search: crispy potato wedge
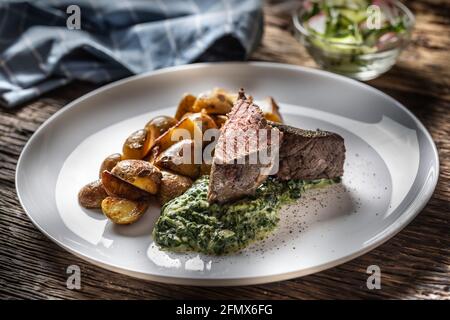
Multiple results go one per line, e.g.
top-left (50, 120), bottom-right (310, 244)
top-left (211, 114), bottom-right (228, 128)
top-left (182, 111), bottom-right (217, 132)
top-left (144, 115), bottom-right (177, 146)
top-left (78, 179), bottom-right (108, 209)
top-left (175, 94), bottom-right (197, 120)
top-left (111, 160), bottom-right (162, 194)
top-left (158, 171), bottom-right (193, 205)
top-left (263, 113), bottom-right (281, 123)
top-left (99, 153), bottom-right (122, 178)
top-left (191, 89), bottom-right (233, 115)
top-left (122, 129), bottom-right (151, 160)
top-left (147, 117), bottom-right (203, 162)
top-left (154, 139), bottom-right (201, 179)
top-left (263, 97), bottom-right (283, 123)
top-left (101, 196), bottom-right (149, 225)
top-left (101, 170), bottom-right (150, 200)
top-left (213, 88), bottom-right (238, 104)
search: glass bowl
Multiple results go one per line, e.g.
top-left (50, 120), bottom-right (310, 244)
top-left (292, 0), bottom-right (415, 81)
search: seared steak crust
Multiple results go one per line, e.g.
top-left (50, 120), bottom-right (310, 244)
top-left (208, 90), bottom-right (281, 204)
top-left (271, 122), bottom-right (345, 180)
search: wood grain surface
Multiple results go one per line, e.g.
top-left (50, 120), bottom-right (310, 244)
top-left (0, 0), bottom-right (448, 300)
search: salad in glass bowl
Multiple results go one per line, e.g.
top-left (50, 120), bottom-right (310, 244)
top-left (293, 0), bottom-right (414, 80)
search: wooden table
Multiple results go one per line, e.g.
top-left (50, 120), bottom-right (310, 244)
top-left (0, 0), bottom-right (448, 299)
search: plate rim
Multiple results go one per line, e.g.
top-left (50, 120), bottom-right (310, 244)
top-left (15, 61), bottom-right (440, 286)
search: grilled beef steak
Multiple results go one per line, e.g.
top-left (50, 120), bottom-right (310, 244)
top-left (207, 90), bottom-right (282, 204)
top-left (270, 122), bottom-right (345, 180)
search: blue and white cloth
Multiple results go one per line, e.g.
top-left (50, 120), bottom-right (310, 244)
top-left (0, 0), bottom-right (263, 107)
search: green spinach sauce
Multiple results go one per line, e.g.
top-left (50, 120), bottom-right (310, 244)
top-left (153, 176), bottom-right (339, 255)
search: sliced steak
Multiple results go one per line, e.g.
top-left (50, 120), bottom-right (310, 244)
top-left (208, 90), bottom-right (282, 204)
top-left (270, 122), bottom-right (345, 180)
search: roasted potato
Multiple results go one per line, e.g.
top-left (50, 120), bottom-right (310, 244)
top-left (101, 170), bottom-right (150, 200)
top-left (158, 171), bottom-right (193, 205)
top-left (214, 88), bottom-right (238, 104)
top-left (263, 97), bottom-right (283, 123)
top-left (99, 153), bottom-right (122, 178)
top-left (78, 179), bottom-right (108, 209)
top-left (182, 111), bottom-right (217, 133)
top-left (101, 196), bottom-right (149, 225)
top-left (154, 139), bottom-right (201, 179)
top-left (147, 117), bottom-right (203, 162)
top-left (122, 129), bottom-right (151, 160)
top-left (111, 160), bottom-right (161, 194)
top-left (191, 89), bottom-right (233, 115)
top-left (175, 94), bottom-right (197, 120)
top-left (144, 116), bottom-right (177, 146)
top-left (211, 114), bottom-right (228, 128)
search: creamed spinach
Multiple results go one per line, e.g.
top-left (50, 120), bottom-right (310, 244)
top-left (153, 176), bottom-right (339, 255)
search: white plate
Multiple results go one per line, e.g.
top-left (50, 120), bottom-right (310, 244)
top-left (16, 62), bottom-right (439, 286)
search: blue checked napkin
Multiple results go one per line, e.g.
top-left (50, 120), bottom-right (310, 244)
top-left (0, 0), bottom-right (263, 107)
